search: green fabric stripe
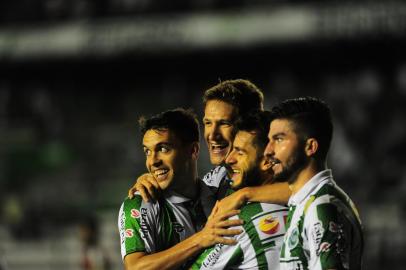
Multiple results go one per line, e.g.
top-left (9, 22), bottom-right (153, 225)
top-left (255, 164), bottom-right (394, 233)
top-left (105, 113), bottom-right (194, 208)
top-left (224, 245), bottom-right (243, 269)
top-left (239, 203), bottom-right (268, 269)
top-left (191, 246), bottom-right (217, 269)
top-left (283, 205), bottom-right (308, 270)
top-left (316, 203), bottom-right (341, 269)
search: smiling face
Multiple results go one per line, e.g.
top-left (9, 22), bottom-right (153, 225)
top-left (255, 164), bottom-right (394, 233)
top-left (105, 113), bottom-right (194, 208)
top-left (143, 129), bottom-right (190, 191)
top-left (264, 119), bottom-right (307, 184)
top-left (225, 130), bottom-right (269, 189)
top-left (203, 100), bottom-right (238, 166)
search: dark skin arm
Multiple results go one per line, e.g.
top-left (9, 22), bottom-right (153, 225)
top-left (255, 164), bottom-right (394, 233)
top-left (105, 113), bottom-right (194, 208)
top-left (216, 182), bottom-right (291, 213)
top-left (128, 175), bottom-right (291, 206)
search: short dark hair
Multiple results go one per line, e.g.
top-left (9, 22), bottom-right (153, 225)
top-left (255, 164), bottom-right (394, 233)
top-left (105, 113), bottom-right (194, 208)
top-left (139, 108), bottom-right (200, 143)
top-left (270, 97), bottom-right (333, 161)
top-left (203, 79), bottom-right (264, 116)
top-left (235, 110), bottom-right (272, 150)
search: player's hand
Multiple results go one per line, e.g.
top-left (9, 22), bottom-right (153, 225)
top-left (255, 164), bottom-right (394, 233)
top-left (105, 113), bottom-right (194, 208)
top-left (196, 201), bottom-right (244, 248)
top-left (216, 189), bottom-right (248, 214)
top-left (128, 173), bottom-right (161, 202)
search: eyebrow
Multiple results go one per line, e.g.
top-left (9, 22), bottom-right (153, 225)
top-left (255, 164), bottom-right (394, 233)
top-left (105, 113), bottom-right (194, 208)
top-left (233, 146), bottom-right (246, 153)
top-left (272, 132), bottom-right (286, 139)
top-left (142, 142), bottom-right (173, 149)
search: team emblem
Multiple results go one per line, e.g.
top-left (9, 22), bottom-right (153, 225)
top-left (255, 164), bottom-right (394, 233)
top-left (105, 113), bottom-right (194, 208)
top-left (288, 227), bottom-right (299, 249)
top-left (131, 209), bottom-right (140, 219)
top-left (125, 229), bottom-right (134, 238)
top-left (259, 215), bottom-right (280, 235)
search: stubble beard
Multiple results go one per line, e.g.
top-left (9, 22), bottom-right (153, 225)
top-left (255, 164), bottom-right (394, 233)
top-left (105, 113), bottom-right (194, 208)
top-left (273, 145), bottom-right (307, 184)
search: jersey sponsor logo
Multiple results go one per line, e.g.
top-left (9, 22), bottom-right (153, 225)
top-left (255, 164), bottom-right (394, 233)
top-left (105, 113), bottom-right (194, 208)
top-left (125, 229), bottom-right (134, 238)
top-left (311, 221), bottom-right (324, 250)
top-left (288, 227), bottom-right (299, 249)
top-left (317, 242), bottom-right (331, 256)
top-left (119, 210), bottom-right (126, 244)
top-left (140, 208), bottom-right (150, 236)
top-left (131, 209), bottom-right (141, 219)
top-left (259, 215), bottom-right (280, 235)
top-left (202, 243), bottom-right (224, 268)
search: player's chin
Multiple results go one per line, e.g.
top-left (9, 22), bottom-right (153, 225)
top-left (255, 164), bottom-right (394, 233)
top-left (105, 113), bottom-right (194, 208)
top-left (230, 176), bottom-right (243, 189)
top-left (209, 154), bottom-right (227, 166)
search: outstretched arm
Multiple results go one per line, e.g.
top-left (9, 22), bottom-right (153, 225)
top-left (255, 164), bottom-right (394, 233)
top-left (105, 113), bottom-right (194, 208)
top-left (217, 182), bottom-right (291, 213)
top-left (124, 208), bottom-right (243, 270)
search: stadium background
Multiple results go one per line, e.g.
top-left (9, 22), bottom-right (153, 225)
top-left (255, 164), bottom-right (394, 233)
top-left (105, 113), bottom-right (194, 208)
top-left (1, 1), bottom-right (405, 269)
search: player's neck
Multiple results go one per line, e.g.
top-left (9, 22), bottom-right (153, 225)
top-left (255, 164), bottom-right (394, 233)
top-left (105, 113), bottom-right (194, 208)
top-left (171, 171), bottom-right (198, 200)
top-left (289, 160), bottom-right (326, 195)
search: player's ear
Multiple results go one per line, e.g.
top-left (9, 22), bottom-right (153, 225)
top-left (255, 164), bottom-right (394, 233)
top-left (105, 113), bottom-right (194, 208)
top-left (190, 142), bottom-right (199, 160)
top-left (305, 138), bottom-right (318, 157)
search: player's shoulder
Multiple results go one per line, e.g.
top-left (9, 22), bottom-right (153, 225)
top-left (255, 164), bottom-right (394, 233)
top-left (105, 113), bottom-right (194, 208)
top-left (201, 165), bottom-right (228, 187)
top-left (240, 202), bottom-right (288, 222)
top-left (308, 181), bottom-right (351, 210)
top-left (121, 191), bottom-right (161, 213)
top-left (259, 202), bottom-right (288, 213)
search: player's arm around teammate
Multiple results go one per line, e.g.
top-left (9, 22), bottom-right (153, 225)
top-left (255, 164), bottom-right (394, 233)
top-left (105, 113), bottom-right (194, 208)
top-left (123, 207), bottom-right (243, 270)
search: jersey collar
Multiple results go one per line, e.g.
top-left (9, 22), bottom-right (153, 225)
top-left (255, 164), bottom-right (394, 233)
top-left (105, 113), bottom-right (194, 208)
top-left (164, 190), bottom-right (193, 204)
top-left (288, 169), bottom-right (334, 206)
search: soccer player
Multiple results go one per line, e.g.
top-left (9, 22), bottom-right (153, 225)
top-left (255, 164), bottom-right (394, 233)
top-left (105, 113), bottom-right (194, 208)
top-left (130, 79), bottom-right (291, 215)
top-left (191, 110), bottom-right (288, 270)
top-left (265, 97), bottom-right (364, 270)
top-left (118, 109), bottom-right (243, 270)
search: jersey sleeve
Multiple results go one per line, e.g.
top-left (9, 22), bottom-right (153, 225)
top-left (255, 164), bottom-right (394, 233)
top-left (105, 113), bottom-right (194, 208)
top-left (118, 195), bottom-right (158, 260)
top-left (304, 195), bottom-right (347, 270)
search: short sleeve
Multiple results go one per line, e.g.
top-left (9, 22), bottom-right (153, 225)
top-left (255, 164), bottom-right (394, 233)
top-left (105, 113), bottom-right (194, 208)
top-left (118, 196), bottom-right (157, 259)
top-left (305, 197), bottom-right (345, 270)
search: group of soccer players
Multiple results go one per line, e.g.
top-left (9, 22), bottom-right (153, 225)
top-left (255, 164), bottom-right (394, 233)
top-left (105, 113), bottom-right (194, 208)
top-left (118, 79), bottom-right (364, 270)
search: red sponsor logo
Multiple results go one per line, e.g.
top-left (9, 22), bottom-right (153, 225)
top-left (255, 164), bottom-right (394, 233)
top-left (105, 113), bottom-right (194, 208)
top-left (131, 209), bottom-right (140, 219)
top-left (259, 215), bottom-right (280, 235)
top-left (317, 242), bottom-right (331, 255)
top-left (125, 229), bottom-right (134, 238)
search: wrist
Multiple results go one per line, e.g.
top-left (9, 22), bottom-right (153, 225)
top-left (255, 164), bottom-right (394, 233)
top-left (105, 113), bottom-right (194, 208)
top-left (190, 231), bottom-right (205, 249)
top-left (240, 187), bottom-right (251, 202)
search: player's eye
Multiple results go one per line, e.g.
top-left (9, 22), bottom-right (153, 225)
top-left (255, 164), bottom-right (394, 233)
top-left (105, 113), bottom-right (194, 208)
top-left (160, 147), bottom-right (169, 153)
top-left (219, 120), bottom-right (232, 127)
top-left (203, 120), bottom-right (211, 126)
top-left (144, 148), bottom-right (151, 156)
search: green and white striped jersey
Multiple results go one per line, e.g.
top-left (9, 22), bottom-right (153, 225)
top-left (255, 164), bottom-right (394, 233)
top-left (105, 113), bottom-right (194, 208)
top-left (280, 170), bottom-right (363, 270)
top-left (192, 201), bottom-right (288, 270)
top-left (118, 191), bottom-right (201, 260)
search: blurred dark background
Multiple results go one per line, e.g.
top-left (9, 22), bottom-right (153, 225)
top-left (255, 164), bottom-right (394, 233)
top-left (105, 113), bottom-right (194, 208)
top-left (1, 0), bottom-right (406, 269)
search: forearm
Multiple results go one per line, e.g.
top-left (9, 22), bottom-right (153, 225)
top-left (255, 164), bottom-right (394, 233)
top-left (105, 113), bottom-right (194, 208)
top-left (125, 233), bottom-right (204, 270)
top-left (243, 182), bottom-right (291, 205)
